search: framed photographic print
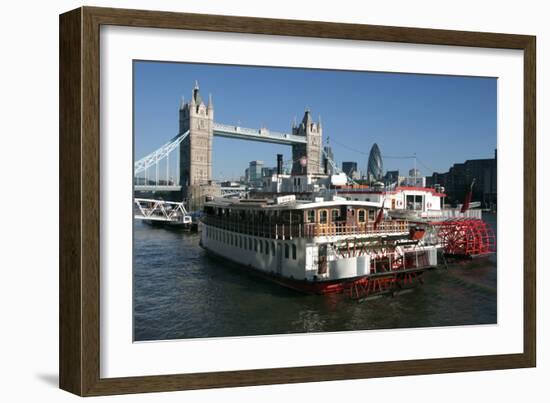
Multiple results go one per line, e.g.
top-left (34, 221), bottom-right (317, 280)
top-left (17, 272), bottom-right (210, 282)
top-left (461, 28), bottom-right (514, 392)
top-left (59, 6), bottom-right (536, 396)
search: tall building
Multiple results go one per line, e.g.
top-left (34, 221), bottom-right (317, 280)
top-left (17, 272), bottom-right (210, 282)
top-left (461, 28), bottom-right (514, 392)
top-left (405, 168), bottom-right (425, 187)
top-left (367, 143), bottom-right (383, 182)
top-left (342, 161), bottom-right (358, 177)
top-left (291, 110), bottom-right (323, 175)
top-left (248, 160), bottom-right (264, 187)
top-left (261, 167), bottom-right (277, 178)
top-left (384, 170), bottom-right (400, 185)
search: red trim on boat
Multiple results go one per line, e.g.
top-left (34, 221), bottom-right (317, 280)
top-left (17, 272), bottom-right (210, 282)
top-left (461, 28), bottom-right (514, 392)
top-left (202, 245), bottom-right (430, 295)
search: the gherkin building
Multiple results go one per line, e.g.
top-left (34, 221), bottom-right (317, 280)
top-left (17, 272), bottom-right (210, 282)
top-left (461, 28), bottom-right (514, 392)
top-left (367, 143), bottom-right (383, 182)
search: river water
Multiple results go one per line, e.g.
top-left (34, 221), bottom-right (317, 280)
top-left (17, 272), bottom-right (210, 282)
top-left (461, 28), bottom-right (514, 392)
top-left (133, 213), bottom-right (497, 341)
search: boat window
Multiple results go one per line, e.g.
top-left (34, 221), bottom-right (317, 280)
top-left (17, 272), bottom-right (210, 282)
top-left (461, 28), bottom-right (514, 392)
top-left (319, 210), bottom-right (328, 224)
top-left (306, 210), bottom-right (315, 223)
top-left (285, 244), bottom-right (290, 259)
top-left (249, 238), bottom-right (252, 250)
top-left (416, 195), bottom-right (423, 210)
top-left (405, 194), bottom-right (424, 210)
top-left (368, 210), bottom-right (375, 220)
top-left (265, 240), bottom-right (269, 255)
top-left (271, 242), bottom-right (276, 256)
top-left (331, 209), bottom-right (339, 222)
top-left (358, 209), bottom-right (366, 223)
top-left (259, 240), bottom-right (263, 253)
top-left (254, 239), bottom-right (258, 252)
top-left (292, 244), bottom-right (297, 260)
top-left (282, 211), bottom-right (291, 223)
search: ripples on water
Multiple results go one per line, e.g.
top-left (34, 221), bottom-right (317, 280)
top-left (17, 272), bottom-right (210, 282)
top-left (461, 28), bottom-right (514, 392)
top-left (133, 214), bottom-right (497, 341)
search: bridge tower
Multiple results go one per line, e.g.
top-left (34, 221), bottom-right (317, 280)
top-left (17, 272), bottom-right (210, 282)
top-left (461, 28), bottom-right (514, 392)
top-left (178, 82), bottom-right (218, 209)
top-left (291, 109), bottom-right (323, 175)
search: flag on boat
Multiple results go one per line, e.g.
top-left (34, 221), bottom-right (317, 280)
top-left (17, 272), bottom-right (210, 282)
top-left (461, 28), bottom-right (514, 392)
top-left (374, 198), bottom-right (385, 229)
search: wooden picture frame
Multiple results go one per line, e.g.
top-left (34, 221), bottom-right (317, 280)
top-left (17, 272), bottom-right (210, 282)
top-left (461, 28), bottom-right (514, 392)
top-left (59, 6), bottom-right (536, 396)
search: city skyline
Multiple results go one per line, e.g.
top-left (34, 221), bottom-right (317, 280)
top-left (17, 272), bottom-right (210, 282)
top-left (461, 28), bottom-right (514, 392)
top-left (134, 61), bottom-right (497, 181)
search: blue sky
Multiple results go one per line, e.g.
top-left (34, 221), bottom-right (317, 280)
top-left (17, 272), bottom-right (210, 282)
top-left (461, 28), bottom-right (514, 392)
top-left (134, 61), bottom-right (496, 181)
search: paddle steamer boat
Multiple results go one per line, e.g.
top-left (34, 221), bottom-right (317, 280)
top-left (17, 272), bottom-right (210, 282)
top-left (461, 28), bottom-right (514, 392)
top-left (200, 194), bottom-right (439, 295)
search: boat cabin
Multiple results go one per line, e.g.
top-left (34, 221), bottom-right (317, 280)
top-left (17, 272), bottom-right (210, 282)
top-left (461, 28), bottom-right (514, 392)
top-left (335, 186), bottom-right (445, 213)
top-left (203, 198), bottom-right (408, 239)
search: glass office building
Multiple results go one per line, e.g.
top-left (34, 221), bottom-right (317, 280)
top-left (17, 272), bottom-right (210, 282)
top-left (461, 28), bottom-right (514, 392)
top-left (367, 143), bottom-right (383, 182)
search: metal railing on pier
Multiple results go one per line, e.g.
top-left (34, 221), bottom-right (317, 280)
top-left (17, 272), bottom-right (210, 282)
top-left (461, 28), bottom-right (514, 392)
top-left (134, 198), bottom-right (192, 223)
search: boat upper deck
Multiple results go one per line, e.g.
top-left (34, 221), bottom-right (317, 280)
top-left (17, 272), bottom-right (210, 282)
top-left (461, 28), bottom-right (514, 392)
top-left (205, 196), bottom-right (383, 210)
top-left (203, 197), bottom-right (409, 239)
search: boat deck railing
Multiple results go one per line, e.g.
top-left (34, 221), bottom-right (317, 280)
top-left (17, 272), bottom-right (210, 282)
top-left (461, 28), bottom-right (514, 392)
top-left (202, 216), bottom-right (409, 239)
top-left (439, 209), bottom-right (482, 219)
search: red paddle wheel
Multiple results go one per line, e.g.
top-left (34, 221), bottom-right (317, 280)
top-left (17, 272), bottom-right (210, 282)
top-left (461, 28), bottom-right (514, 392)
top-left (433, 218), bottom-right (496, 258)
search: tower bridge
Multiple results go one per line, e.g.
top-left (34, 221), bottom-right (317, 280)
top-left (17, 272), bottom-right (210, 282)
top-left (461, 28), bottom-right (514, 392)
top-left (135, 82), bottom-right (339, 209)
top-left (212, 123), bottom-right (306, 145)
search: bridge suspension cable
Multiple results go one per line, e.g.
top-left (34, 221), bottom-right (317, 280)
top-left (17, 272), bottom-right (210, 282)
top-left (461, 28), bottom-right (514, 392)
top-left (134, 130), bottom-right (189, 176)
